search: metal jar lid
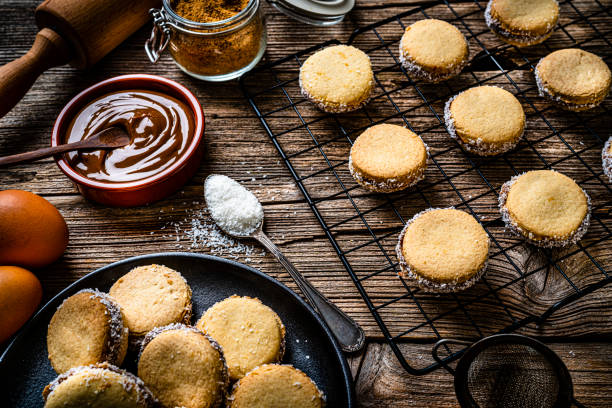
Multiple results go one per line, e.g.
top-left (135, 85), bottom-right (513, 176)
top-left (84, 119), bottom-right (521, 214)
top-left (268, 0), bottom-right (355, 26)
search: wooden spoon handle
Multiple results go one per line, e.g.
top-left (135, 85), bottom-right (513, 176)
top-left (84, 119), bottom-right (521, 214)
top-left (0, 141), bottom-right (88, 167)
top-left (0, 28), bottom-right (72, 118)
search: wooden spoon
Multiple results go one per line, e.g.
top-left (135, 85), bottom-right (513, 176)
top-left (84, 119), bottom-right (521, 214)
top-left (0, 127), bottom-right (130, 167)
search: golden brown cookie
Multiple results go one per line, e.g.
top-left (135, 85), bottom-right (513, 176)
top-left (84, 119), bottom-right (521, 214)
top-left (444, 85), bottom-right (525, 155)
top-left (535, 48), bottom-right (611, 111)
top-left (499, 170), bottom-right (591, 247)
top-left (228, 364), bottom-right (325, 408)
top-left (396, 208), bottom-right (490, 292)
top-left (137, 324), bottom-right (228, 408)
top-left (47, 289), bottom-right (128, 374)
top-left (196, 295), bottom-right (285, 381)
top-left (42, 363), bottom-right (157, 408)
top-left (603, 137), bottom-right (612, 183)
top-left (348, 124), bottom-right (428, 192)
top-left (485, 0), bottom-right (559, 47)
top-left (109, 264), bottom-right (192, 348)
top-left (299, 45), bottom-right (374, 113)
top-left (399, 19), bottom-right (469, 83)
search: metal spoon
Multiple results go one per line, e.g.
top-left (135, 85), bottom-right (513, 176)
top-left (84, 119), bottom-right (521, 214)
top-left (204, 175), bottom-right (365, 353)
top-left (0, 127), bottom-right (130, 167)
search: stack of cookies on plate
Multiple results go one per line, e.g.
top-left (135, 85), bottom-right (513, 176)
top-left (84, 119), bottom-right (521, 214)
top-left (43, 264), bottom-right (325, 408)
top-left (295, 0), bottom-right (608, 294)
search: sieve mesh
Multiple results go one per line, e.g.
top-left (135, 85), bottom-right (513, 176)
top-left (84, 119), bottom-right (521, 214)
top-left (466, 343), bottom-right (560, 408)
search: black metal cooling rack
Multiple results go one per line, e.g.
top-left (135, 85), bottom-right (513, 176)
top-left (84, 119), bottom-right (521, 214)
top-left (240, 0), bottom-right (612, 375)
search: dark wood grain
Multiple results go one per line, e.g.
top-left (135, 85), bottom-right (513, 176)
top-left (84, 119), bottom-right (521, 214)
top-left (355, 341), bottom-right (612, 407)
top-left (1, 0), bottom-right (610, 405)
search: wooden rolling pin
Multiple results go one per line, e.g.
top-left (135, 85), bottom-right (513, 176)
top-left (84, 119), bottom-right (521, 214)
top-left (0, 0), bottom-right (160, 118)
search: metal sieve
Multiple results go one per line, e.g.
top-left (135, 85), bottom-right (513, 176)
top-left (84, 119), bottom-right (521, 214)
top-left (433, 334), bottom-right (585, 408)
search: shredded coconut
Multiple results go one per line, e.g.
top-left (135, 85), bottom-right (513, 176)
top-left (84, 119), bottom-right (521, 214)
top-left (205, 174), bottom-right (264, 236)
top-left (161, 209), bottom-right (264, 261)
top-left (602, 138), bottom-right (612, 183)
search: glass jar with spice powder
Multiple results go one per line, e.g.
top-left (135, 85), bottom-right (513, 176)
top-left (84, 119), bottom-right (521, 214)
top-left (146, 0), bottom-right (266, 81)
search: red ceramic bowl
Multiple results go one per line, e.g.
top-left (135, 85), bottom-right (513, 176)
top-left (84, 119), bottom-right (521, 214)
top-left (52, 74), bottom-right (205, 207)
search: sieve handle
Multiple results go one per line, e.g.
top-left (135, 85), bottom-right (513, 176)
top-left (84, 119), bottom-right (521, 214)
top-left (432, 338), bottom-right (473, 375)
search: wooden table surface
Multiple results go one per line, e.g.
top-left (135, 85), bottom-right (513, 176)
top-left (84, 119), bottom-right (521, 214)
top-left (1, 0), bottom-right (611, 406)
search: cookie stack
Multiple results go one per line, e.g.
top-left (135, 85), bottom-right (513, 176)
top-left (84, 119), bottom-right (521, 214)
top-left (43, 264), bottom-right (325, 408)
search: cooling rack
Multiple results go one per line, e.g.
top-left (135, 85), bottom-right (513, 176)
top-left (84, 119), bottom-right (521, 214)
top-left (240, 0), bottom-right (612, 375)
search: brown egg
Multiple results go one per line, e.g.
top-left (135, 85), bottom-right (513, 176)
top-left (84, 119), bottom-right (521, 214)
top-left (0, 265), bottom-right (42, 343)
top-left (0, 190), bottom-right (69, 269)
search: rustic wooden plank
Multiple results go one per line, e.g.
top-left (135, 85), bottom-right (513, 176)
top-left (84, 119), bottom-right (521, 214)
top-left (355, 341), bottom-right (612, 407)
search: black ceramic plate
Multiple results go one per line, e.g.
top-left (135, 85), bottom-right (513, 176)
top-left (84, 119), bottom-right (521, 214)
top-left (0, 252), bottom-right (354, 407)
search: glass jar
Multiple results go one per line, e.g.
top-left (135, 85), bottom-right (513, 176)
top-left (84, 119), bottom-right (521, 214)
top-left (146, 0), bottom-right (267, 81)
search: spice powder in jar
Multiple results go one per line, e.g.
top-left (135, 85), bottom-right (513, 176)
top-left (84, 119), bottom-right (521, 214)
top-left (168, 0), bottom-right (265, 79)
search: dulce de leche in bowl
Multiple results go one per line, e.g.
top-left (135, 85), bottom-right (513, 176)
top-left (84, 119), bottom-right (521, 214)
top-left (52, 75), bottom-right (205, 207)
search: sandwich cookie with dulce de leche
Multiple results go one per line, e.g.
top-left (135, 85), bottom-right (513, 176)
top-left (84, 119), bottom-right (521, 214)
top-left (137, 324), bottom-right (229, 408)
top-left (196, 295), bottom-right (285, 381)
top-left (399, 19), bottom-right (469, 83)
top-left (109, 264), bottom-right (193, 348)
top-left (299, 45), bottom-right (374, 113)
top-left (485, 0), bottom-right (559, 47)
top-left (396, 208), bottom-right (490, 292)
top-left (47, 289), bottom-right (129, 374)
top-left (42, 363), bottom-right (158, 408)
top-left (535, 48), bottom-right (611, 111)
top-left (349, 124), bottom-right (428, 192)
top-left (499, 170), bottom-right (590, 247)
top-left (228, 364), bottom-right (325, 408)
top-left (444, 85), bottom-right (525, 155)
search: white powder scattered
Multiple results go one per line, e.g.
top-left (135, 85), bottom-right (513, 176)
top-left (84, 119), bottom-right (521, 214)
top-left (162, 209), bottom-right (264, 261)
top-left (184, 215), bottom-right (262, 259)
top-left (205, 174), bottom-right (264, 236)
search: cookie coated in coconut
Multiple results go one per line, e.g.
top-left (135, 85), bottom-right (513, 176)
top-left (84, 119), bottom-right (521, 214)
top-left (47, 289), bottom-right (129, 374)
top-left (299, 45), bottom-right (374, 113)
top-left (399, 19), bottom-right (469, 83)
top-left (499, 170), bottom-right (591, 247)
top-left (396, 208), bottom-right (490, 293)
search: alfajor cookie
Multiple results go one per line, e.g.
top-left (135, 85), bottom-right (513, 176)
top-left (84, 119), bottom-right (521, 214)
top-left (42, 363), bottom-right (157, 408)
top-left (109, 264), bottom-right (192, 348)
top-left (349, 124), bottom-right (428, 192)
top-left (47, 289), bottom-right (129, 374)
top-left (444, 85), bottom-right (525, 155)
top-left (535, 48), bottom-right (611, 111)
top-left (399, 19), bottom-right (469, 83)
top-left (196, 295), bottom-right (285, 381)
top-left (485, 0), bottom-right (559, 47)
top-left (396, 208), bottom-right (490, 292)
top-left (499, 170), bottom-right (591, 247)
top-left (299, 45), bottom-right (374, 113)
top-left (603, 137), bottom-right (612, 183)
top-left (228, 364), bottom-right (325, 408)
top-left (138, 324), bottom-right (228, 408)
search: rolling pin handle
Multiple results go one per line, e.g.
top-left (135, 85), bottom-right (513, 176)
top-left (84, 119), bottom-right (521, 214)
top-left (0, 27), bottom-right (72, 119)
